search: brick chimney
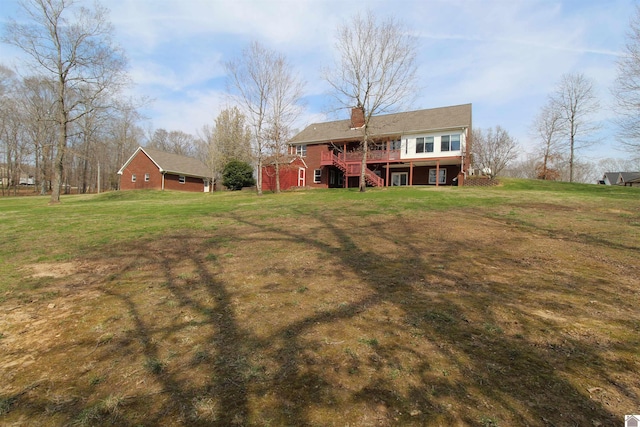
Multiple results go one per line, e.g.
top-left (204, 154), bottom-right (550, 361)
top-left (350, 106), bottom-right (365, 129)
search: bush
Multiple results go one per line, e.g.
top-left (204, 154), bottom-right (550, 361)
top-left (222, 160), bottom-right (256, 191)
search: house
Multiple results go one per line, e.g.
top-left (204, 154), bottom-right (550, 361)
top-left (118, 147), bottom-right (212, 192)
top-left (600, 171), bottom-right (640, 187)
top-left (262, 156), bottom-right (308, 192)
top-left (263, 103), bottom-right (472, 190)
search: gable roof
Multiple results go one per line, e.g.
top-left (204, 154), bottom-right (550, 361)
top-left (602, 171), bottom-right (640, 185)
top-left (118, 146), bottom-right (212, 178)
top-left (619, 172), bottom-right (640, 183)
top-left (290, 104), bottom-right (472, 145)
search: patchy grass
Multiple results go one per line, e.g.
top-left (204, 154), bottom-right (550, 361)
top-left (0, 180), bottom-right (639, 426)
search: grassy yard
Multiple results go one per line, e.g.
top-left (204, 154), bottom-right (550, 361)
top-left (0, 180), bottom-right (639, 426)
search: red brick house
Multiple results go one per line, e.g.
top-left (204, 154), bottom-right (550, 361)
top-left (262, 157), bottom-right (307, 191)
top-left (267, 104), bottom-right (472, 190)
top-left (118, 147), bottom-right (212, 192)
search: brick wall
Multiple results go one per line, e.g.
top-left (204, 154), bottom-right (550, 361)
top-left (305, 145), bottom-right (328, 188)
top-left (120, 151), bottom-right (206, 192)
top-left (119, 151), bottom-right (162, 190)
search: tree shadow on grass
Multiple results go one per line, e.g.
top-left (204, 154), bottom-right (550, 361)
top-left (1, 207), bottom-right (633, 426)
top-left (222, 210), bottom-right (624, 425)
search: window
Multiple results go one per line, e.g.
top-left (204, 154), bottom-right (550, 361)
top-left (144, 173), bottom-right (150, 182)
top-left (425, 136), bottom-right (434, 152)
top-left (451, 134), bottom-right (461, 151)
top-left (179, 175), bottom-right (186, 184)
top-left (390, 139), bottom-right (402, 150)
top-left (295, 144), bottom-right (307, 156)
top-left (428, 169), bottom-right (446, 184)
top-left (441, 134), bottom-right (461, 152)
top-left (131, 174), bottom-right (136, 182)
top-left (416, 137), bottom-right (434, 154)
top-left (441, 135), bottom-right (450, 151)
top-left (314, 169), bottom-right (321, 183)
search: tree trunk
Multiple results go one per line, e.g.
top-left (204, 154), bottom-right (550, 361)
top-left (50, 107), bottom-right (67, 204)
top-left (359, 136), bottom-right (368, 192)
top-left (256, 157), bottom-right (263, 196)
top-left (275, 159), bottom-right (281, 193)
top-left (569, 134), bottom-right (575, 183)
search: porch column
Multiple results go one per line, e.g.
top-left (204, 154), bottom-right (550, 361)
top-left (410, 161), bottom-right (414, 186)
top-left (385, 162), bottom-right (390, 187)
top-left (343, 142), bottom-right (347, 188)
top-left (436, 160), bottom-right (440, 187)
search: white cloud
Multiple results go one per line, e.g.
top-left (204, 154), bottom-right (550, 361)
top-left (1, 0), bottom-right (635, 163)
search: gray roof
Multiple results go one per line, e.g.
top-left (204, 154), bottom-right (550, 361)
top-left (120, 146), bottom-right (212, 178)
top-left (290, 103), bottom-right (472, 145)
top-left (603, 171), bottom-right (640, 185)
top-left (619, 172), bottom-right (640, 183)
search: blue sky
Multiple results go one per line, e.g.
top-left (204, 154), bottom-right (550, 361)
top-left (0, 0), bottom-right (636, 163)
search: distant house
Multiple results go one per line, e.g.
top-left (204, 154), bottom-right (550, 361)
top-left (262, 103), bottom-right (472, 190)
top-left (600, 172), bottom-right (640, 187)
top-left (118, 147), bottom-right (212, 192)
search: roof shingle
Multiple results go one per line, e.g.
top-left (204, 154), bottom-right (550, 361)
top-left (141, 147), bottom-right (211, 178)
top-left (290, 104), bottom-right (472, 145)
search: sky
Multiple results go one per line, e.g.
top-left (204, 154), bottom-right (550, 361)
top-left (0, 0), bottom-right (637, 164)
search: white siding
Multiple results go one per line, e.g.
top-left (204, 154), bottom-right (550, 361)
top-left (400, 130), bottom-right (466, 160)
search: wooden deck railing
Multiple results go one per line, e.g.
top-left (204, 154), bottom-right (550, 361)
top-left (320, 151), bottom-right (384, 187)
top-left (320, 150), bottom-right (401, 164)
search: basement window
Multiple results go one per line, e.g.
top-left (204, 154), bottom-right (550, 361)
top-left (179, 175), bottom-right (186, 184)
top-left (429, 169), bottom-right (446, 185)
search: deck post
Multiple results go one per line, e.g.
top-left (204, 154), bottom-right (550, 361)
top-left (410, 161), bottom-right (414, 186)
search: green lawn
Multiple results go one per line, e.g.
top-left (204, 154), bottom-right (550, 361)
top-left (0, 180), bottom-right (639, 426)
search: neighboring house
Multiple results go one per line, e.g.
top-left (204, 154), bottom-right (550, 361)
top-left (118, 147), bottom-right (212, 192)
top-left (263, 103), bottom-right (472, 190)
top-left (600, 172), bottom-right (640, 187)
top-left (262, 156), bottom-right (308, 192)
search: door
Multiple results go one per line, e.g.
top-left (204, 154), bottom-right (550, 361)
top-left (298, 168), bottom-right (306, 187)
top-left (391, 172), bottom-right (408, 186)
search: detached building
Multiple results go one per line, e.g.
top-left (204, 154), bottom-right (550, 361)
top-left (118, 147), bottom-right (212, 192)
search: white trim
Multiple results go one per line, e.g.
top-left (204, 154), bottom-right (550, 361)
top-left (391, 172), bottom-right (408, 186)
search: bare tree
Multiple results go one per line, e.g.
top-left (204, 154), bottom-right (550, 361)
top-left (597, 157), bottom-right (640, 174)
top-left (21, 76), bottom-right (57, 194)
top-left (613, 5), bottom-right (640, 156)
top-left (502, 151), bottom-right (539, 179)
top-left (472, 126), bottom-right (519, 178)
top-left (265, 57), bottom-right (304, 193)
top-left (225, 42), bottom-right (274, 196)
top-left (198, 106), bottom-right (253, 190)
top-left (147, 129), bottom-right (196, 157)
top-left (3, 0), bottom-right (128, 203)
top-left (225, 41), bottom-right (304, 195)
top-left (550, 73), bottom-right (600, 182)
top-left (324, 11), bottom-right (418, 192)
top-left (531, 101), bottom-right (563, 180)
top-left (107, 99), bottom-right (145, 190)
